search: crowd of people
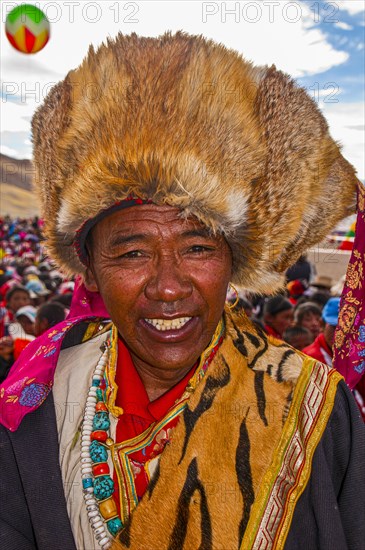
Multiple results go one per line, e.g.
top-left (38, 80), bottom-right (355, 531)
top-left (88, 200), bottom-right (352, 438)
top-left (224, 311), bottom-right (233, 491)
top-left (0, 216), bottom-right (73, 382)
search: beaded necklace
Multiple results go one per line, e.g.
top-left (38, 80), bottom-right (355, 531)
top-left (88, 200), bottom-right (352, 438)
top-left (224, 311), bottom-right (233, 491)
top-left (80, 320), bottom-right (225, 548)
top-left (81, 335), bottom-right (118, 549)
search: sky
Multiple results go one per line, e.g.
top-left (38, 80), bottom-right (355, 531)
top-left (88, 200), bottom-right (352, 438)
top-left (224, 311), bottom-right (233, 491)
top-left (0, 0), bottom-right (364, 180)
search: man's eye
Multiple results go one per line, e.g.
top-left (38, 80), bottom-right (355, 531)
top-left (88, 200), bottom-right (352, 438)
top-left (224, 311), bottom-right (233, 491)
top-left (120, 250), bottom-right (144, 258)
top-left (188, 245), bottom-right (214, 253)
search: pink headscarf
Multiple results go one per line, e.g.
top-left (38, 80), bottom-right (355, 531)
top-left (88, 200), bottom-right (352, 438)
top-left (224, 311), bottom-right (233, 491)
top-left (0, 279), bottom-right (110, 431)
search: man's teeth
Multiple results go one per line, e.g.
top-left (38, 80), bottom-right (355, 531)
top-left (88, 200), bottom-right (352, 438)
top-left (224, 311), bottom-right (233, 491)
top-left (144, 317), bottom-right (192, 331)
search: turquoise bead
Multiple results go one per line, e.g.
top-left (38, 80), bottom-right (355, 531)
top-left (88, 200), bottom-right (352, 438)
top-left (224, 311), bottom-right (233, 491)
top-left (93, 411), bottom-right (110, 431)
top-left (96, 388), bottom-right (103, 402)
top-left (107, 517), bottom-right (123, 536)
top-left (82, 478), bottom-right (93, 489)
top-left (89, 440), bottom-right (108, 463)
top-left (94, 475), bottom-right (114, 500)
top-left (92, 379), bottom-right (100, 387)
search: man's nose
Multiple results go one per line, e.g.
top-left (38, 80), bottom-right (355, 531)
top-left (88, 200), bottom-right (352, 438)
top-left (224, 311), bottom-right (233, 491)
top-left (144, 255), bottom-right (193, 302)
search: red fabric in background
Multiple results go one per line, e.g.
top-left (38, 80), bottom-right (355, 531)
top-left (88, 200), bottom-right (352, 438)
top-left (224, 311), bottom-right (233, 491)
top-left (302, 333), bottom-right (332, 365)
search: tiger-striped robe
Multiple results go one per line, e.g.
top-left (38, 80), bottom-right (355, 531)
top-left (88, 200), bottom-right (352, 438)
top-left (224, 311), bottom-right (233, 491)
top-left (0, 308), bottom-right (364, 549)
top-left (108, 309), bottom-right (359, 550)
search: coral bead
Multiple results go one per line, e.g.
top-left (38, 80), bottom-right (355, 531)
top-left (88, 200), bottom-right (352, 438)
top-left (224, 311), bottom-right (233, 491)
top-left (91, 430), bottom-right (107, 442)
top-left (93, 462), bottom-right (110, 476)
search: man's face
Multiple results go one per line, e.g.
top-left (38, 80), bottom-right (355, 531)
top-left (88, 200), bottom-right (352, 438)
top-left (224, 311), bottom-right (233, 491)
top-left (85, 205), bottom-right (232, 374)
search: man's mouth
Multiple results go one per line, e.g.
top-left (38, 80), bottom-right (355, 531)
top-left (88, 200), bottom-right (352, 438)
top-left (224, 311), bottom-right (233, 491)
top-left (144, 317), bottom-right (192, 331)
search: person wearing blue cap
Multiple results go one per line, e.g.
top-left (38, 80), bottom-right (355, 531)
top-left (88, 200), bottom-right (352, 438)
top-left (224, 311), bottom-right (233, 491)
top-left (302, 297), bottom-right (340, 366)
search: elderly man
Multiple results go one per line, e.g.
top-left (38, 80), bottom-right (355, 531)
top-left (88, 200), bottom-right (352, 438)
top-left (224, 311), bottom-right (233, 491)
top-left (0, 33), bottom-right (364, 550)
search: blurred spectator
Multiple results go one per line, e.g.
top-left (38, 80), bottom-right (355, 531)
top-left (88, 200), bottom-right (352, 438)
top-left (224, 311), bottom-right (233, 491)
top-left (309, 292), bottom-right (331, 310)
top-left (49, 293), bottom-right (73, 310)
top-left (263, 296), bottom-right (294, 339)
top-left (59, 281), bottom-right (75, 295)
top-left (247, 293), bottom-right (266, 320)
top-left (49, 270), bottom-right (63, 288)
top-left (293, 295), bottom-right (310, 307)
top-left (283, 326), bottom-right (312, 351)
top-left (286, 279), bottom-right (307, 305)
top-left (302, 297), bottom-right (340, 366)
top-left (25, 279), bottom-right (51, 306)
top-left (5, 285), bottom-right (31, 314)
top-left (0, 301), bottom-right (36, 381)
top-left (309, 275), bottom-right (333, 296)
top-left (294, 302), bottom-right (323, 343)
top-left (0, 336), bottom-right (14, 383)
top-left (35, 302), bottom-right (67, 336)
top-left (331, 275), bottom-right (346, 297)
top-left (286, 254), bottom-right (315, 286)
top-left (15, 305), bottom-right (37, 337)
top-left (38, 261), bottom-right (53, 273)
top-left (0, 286), bottom-right (31, 338)
top-left (23, 265), bottom-right (40, 277)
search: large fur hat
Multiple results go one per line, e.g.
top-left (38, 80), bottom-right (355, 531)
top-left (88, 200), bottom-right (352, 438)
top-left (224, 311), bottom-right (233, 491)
top-left (31, 31), bottom-right (359, 293)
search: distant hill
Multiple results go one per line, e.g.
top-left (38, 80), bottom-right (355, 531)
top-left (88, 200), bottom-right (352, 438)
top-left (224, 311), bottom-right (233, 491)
top-left (0, 154), bottom-right (39, 217)
top-left (0, 153), bottom-right (34, 191)
top-left (0, 183), bottom-right (40, 217)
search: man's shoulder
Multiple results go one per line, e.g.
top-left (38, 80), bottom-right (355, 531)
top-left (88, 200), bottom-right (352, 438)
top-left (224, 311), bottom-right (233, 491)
top-left (226, 308), bottom-right (307, 384)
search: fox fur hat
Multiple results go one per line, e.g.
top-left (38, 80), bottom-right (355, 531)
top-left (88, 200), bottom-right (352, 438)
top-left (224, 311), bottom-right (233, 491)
top-left (32, 31), bottom-right (359, 293)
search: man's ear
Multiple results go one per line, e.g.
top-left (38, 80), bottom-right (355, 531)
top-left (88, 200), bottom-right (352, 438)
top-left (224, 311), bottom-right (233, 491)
top-left (84, 267), bottom-right (99, 292)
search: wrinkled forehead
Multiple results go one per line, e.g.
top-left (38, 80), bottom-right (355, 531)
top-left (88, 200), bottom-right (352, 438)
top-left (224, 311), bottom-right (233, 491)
top-left (85, 203), bottom-right (218, 248)
top-left (92, 204), bottom-right (210, 233)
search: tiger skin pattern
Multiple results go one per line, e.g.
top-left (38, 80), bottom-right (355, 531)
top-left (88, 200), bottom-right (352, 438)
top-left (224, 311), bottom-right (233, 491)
top-left (110, 308), bottom-right (306, 550)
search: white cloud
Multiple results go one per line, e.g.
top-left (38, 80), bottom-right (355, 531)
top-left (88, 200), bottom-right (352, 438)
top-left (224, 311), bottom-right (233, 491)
top-left (335, 1), bottom-right (365, 15)
top-left (0, 131), bottom-right (33, 160)
top-left (0, 145), bottom-right (18, 158)
top-left (0, 100), bottom-right (36, 133)
top-left (335, 21), bottom-right (353, 31)
top-left (320, 102), bottom-right (365, 180)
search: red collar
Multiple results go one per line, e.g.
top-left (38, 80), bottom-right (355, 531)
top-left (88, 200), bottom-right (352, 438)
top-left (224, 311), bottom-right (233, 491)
top-left (264, 324), bottom-right (283, 340)
top-left (115, 338), bottom-right (197, 422)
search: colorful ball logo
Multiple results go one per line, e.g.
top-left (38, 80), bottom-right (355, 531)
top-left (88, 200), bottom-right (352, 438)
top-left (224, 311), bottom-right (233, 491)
top-left (5, 4), bottom-right (50, 54)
